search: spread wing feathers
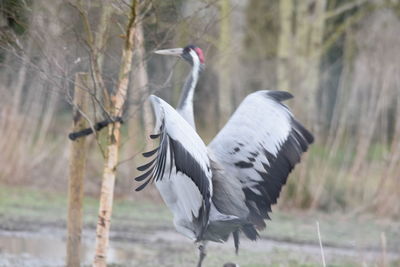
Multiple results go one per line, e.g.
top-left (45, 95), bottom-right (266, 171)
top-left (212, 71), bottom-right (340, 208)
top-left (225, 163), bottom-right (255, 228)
top-left (135, 95), bottom-right (213, 239)
top-left (134, 121), bottom-right (170, 191)
top-left (208, 90), bottom-right (314, 229)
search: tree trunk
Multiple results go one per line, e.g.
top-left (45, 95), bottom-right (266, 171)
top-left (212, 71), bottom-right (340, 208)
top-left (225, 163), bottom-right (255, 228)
top-left (218, 0), bottom-right (232, 127)
top-left (305, 0), bottom-right (327, 132)
top-left (94, 0), bottom-right (113, 73)
top-left (277, 0), bottom-right (293, 93)
top-left (67, 73), bottom-right (89, 267)
top-left (127, 13), bottom-right (153, 195)
top-left (292, 0), bottom-right (310, 112)
top-left (93, 1), bottom-right (138, 266)
top-left (92, 0), bottom-right (113, 114)
top-left (129, 16), bottom-right (153, 151)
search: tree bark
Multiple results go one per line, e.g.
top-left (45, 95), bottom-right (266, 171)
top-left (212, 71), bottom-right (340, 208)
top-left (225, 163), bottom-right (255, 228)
top-left (129, 15), bottom-right (152, 151)
top-left (93, 1), bottom-right (138, 266)
top-left (67, 72), bottom-right (89, 267)
top-left (277, 0), bottom-right (293, 93)
top-left (94, 0), bottom-right (113, 73)
top-left (305, 0), bottom-right (327, 131)
top-left (218, 0), bottom-right (232, 127)
top-left (93, 0), bottom-right (113, 108)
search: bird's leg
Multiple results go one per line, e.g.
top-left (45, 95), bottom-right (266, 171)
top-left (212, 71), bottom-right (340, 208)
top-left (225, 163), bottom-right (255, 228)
top-left (196, 241), bottom-right (207, 267)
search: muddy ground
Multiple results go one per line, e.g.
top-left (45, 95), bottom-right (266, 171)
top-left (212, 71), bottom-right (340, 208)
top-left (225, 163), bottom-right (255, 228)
top-left (1, 218), bottom-right (400, 267)
top-left (0, 186), bottom-right (399, 266)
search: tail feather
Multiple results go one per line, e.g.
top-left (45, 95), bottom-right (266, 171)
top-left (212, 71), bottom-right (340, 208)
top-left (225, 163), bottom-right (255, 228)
top-left (233, 230), bottom-right (240, 254)
top-left (205, 214), bottom-right (244, 243)
top-left (241, 224), bottom-right (259, 241)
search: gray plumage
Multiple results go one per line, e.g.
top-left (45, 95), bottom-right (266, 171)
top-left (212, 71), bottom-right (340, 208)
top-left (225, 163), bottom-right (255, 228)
top-left (135, 45), bottom-right (314, 267)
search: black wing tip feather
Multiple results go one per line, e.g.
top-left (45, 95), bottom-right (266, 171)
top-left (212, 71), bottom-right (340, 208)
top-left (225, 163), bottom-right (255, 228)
top-left (142, 147), bottom-right (159, 157)
top-left (135, 178), bottom-right (151, 191)
top-left (137, 157), bottom-right (157, 171)
top-left (292, 119), bottom-right (314, 145)
top-left (243, 120), bottom-right (314, 229)
top-left (134, 131), bottom-right (165, 191)
top-left (241, 224), bottom-right (259, 241)
top-left (150, 133), bottom-right (161, 139)
top-left (266, 91), bottom-right (294, 102)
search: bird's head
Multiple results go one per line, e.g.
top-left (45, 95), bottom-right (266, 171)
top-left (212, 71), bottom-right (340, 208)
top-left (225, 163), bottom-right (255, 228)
top-left (155, 44), bottom-right (205, 69)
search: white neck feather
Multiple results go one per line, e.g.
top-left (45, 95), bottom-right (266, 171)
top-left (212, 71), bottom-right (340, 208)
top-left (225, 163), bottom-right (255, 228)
top-left (177, 50), bottom-right (201, 129)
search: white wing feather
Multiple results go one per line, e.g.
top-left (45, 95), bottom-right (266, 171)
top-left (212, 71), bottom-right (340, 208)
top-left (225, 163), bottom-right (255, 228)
top-left (135, 95), bottom-right (212, 240)
top-left (208, 90), bottom-right (313, 228)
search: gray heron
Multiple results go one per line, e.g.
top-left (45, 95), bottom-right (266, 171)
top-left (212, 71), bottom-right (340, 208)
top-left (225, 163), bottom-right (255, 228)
top-left (135, 45), bottom-right (314, 267)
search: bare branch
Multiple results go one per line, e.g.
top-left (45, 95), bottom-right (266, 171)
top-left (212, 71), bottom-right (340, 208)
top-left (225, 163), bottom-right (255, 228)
top-left (316, 221), bottom-right (326, 267)
top-left (324, 0), bottom-right (371, 20)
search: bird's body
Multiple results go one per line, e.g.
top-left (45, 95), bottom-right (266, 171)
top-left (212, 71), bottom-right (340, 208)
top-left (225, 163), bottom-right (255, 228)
top-left (135, 45), bottom-right (314, 266)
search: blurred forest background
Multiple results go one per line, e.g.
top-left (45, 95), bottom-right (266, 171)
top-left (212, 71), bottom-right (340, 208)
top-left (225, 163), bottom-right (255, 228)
top-left (1, 0), bottom-right (400, 221)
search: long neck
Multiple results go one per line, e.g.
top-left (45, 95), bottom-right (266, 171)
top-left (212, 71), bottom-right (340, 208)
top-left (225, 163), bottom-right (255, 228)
top-left (177, 54), bottom-right (201, 129)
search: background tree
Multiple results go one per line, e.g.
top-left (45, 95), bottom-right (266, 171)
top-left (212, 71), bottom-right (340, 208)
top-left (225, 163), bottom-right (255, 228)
top-left (0, 0), bottom-right (400, 239)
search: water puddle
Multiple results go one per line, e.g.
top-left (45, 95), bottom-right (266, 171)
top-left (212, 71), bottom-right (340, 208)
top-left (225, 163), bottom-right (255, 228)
top-left (0, 228), bottom-right (398, 266)
top-left (0, 230), bottom-right (146, 266)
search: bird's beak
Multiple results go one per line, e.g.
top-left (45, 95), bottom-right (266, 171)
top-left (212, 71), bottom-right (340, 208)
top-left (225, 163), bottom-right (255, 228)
top-left (154, 48), bottom-right (183, 57)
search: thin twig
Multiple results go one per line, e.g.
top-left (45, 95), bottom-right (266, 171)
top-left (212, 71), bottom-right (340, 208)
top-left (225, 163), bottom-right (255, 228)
top-left (324, 0), bottom-right (370, 20)
top-left (316, 221), bottom-right (326, 267)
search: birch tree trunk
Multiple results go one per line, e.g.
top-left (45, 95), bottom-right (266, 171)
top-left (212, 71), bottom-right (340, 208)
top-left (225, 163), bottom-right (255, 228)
top-left (93, 1), bottom-right (138, 266)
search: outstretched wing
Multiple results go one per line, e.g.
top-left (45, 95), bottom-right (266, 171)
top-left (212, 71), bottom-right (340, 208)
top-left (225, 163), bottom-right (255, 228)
top-left (208, 90), bottom-right (313, 229)
top-left (135, 95), bottom-right (212, 239)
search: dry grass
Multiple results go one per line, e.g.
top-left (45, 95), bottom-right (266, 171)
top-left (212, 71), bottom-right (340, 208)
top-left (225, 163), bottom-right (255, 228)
top-left (0, 1), bottom-right (399, 219)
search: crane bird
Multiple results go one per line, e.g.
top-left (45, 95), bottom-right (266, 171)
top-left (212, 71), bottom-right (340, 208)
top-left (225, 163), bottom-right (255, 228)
top-left (134, 45), bottom-right (314, 267)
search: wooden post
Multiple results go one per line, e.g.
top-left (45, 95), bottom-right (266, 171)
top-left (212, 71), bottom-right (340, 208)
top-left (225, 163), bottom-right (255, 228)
top-left (67, 72), bottom-right (89, 267)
